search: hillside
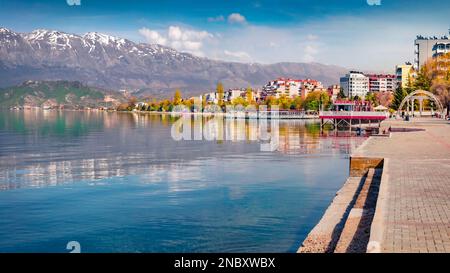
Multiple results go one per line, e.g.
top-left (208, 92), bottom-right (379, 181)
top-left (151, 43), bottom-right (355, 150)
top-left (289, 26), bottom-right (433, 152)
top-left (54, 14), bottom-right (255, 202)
top-left (0, 81), bottom-right (126, 108)
top-left (0, 27), bottom-right (348, 97)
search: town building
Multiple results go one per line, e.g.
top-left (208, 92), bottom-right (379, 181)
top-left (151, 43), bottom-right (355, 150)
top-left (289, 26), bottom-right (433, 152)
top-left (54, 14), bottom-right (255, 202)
top-left (226, 88), bottom-right (246, 102)
top-left (367, 74), bottom-right (397, 93)
top-left (203, 92), bottom-right (217, 104)
top-left (327, 85), bottom-right (341, 101)
top-left (340, 71), bottom-right (369, 98)
top-left (262, 78), bottom-right (323, 99)
top-left (414, 30), bottom-right (450, 69)
top-left (395, 63), bottom-right (415, 89)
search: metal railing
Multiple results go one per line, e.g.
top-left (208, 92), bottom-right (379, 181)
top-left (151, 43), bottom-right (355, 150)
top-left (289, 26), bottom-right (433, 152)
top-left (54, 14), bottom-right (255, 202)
top-left (319, 111), bottom-right (388, 117)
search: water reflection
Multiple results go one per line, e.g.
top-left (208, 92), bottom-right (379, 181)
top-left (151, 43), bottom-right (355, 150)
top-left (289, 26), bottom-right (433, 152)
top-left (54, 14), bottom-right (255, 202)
top-left (0, 110), bottom-right (365, 191)
top-left (0, 110), bottom-right (367, 253)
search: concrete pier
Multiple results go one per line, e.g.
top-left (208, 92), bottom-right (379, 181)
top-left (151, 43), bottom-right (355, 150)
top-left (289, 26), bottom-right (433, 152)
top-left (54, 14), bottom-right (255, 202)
top-left (357, 118), bottom-right (450, 253)
top-left (299, 117), bottom-right (450, 253)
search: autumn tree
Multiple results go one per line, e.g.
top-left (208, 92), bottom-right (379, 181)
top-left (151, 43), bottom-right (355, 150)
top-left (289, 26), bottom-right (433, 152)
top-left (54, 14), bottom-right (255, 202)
top-left (375, 91), bottom-right (394, 108)
top-left (413, 53), bottom-right (450, 112)
top-left (264, 96), bottom-right (278, 108)
top-left (174, 89), bottom-right (182, 105)
top-left (365, 92), bottom-right (377, 105)
top-left (278, 95), bottom-right (292, 110)
top-left (293, 96), bottom-right (304, 111)
top-left (246, 86), bottom-right (253, 104)
top-left (216, 82), bottom-right (224, 106)
top-left (231, 96), bottom-right (248, 107)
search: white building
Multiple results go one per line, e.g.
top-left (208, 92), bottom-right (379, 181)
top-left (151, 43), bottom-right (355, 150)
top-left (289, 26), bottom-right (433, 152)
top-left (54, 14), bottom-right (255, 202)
top-left (340, 71), bottom-right (369, 98)
top-left (414, 31), bottom-right (450, 69)
top-left (226, 89), bottom-right (246, 102)
top-left (263, 78), bottom-right (322, 99)
top-left (204, 92), bottom-right (218, 104)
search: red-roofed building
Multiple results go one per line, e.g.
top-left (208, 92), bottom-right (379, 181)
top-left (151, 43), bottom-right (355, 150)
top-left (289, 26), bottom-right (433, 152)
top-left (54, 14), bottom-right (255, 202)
top-left (367, 74), bottom-right (397, 93)
top-left (262, 78), bottom-right (323, 99)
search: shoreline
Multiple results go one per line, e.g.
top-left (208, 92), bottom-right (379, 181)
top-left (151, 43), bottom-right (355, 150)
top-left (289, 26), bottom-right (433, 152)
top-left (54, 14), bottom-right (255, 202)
top-left (131, 110), bottom-right (320, 120)
top-left (6, 108), bottom-right (321, 120)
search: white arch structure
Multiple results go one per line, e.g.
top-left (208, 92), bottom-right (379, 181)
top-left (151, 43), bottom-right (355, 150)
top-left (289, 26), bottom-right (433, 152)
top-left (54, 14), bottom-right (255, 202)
top-left (397, 90), bottom-right (445, 118)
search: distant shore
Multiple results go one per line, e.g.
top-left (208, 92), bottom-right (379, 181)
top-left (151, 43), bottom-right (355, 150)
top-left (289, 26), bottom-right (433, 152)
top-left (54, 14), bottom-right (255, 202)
top-left (5, 107), bottom-right (321, 120)
top-left (131, 110), bottom-right (320, 120)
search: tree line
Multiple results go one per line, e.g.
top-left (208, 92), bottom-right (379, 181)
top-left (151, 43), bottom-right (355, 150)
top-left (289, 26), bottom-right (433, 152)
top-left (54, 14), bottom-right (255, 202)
top-left (117, 83), bottom-right (333, 112)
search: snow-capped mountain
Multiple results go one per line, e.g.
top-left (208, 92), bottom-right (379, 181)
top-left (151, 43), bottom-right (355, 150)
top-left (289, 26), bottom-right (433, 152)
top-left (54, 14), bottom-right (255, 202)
top-left (0, 27), bottom-right (347, 97)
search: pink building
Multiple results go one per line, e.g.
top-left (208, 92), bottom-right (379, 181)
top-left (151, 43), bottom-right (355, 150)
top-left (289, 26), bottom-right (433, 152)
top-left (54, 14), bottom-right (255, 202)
top-left (367, 74), bottom-right (397, 93)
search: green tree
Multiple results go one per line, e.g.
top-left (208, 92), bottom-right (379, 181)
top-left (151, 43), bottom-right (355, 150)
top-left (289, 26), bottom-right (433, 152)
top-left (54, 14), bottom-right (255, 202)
top-left (337, 88), bottom-right (346, 99)
top-left (392, 86), bottom-right (408, 110)
top-left (404, 75), bottom-right (415, 94)
top-left (304, 91), bottom-right (330, 111)
top-left (319, 92), bottom-right (330, 110)
top-left (414, 65), bottom-right (432, 91)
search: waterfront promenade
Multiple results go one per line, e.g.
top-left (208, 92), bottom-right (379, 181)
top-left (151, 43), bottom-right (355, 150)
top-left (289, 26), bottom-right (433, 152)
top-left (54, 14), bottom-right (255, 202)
top-left (355, 118), bottom-right (450, 253)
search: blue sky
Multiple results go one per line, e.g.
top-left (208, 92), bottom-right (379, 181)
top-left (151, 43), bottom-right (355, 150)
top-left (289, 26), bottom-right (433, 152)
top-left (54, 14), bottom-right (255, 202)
top-left (0, 0), bottom-right (449, 71)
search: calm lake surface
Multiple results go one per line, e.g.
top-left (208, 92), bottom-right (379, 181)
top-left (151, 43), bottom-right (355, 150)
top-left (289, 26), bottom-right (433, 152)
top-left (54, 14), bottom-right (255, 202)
top-left (0, 110), bottom-right (365, 253)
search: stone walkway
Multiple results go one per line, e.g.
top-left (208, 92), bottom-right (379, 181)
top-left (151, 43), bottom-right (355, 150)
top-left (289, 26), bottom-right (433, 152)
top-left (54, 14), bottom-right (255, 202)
top-left (353, 118), bottom-right (450, 253)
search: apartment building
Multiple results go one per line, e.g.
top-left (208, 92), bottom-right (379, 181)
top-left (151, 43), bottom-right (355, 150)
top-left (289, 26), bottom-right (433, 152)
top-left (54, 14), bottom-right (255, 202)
top-left (395, 63), bottom-right (415, 89)
top-left (263, 78), bottom-right (323, 99)
top-left (340, 71), bottom-right (369, 98)
top-left (414, 31), bottom-right (450, 69)
top-left (367, 74), bottom-right (396, 93)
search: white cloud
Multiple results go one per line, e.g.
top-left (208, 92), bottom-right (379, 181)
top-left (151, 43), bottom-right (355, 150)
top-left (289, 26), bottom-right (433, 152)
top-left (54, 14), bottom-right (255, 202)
top-left (223, 50), bottom-right (252, 62)
top-left (168, 26), bottom-right (182, 40)
top-left (136, 11), bottom-right (448, 71)
top-left (183, 41), bottom-right (203, 51)
top-left (228, 13), bottom-right (247, 25)
top-left (139, 26), bottom-right (213, 57)
top-left (303, 45), bottom-right (319, 63)
top-left (138, 28), bottom-right (167, 45)
top-left (208, 15), bottom-right (225, 22)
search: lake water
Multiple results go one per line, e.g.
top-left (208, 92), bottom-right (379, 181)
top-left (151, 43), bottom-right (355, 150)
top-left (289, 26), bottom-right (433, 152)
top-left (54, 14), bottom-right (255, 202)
top-left (0, 110), bottom-right (365, 253)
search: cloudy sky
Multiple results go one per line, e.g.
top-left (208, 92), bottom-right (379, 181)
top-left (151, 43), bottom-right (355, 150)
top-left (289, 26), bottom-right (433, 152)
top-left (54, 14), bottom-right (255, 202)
top-left (0, 0), bottom-right (449, 72)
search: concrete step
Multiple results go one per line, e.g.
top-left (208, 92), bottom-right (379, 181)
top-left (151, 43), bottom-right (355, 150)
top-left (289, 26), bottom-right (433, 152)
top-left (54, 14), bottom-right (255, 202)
top-left (298, 176), bottom-right (366, 253)
top-left (334, 168), bottom-right (381, 253)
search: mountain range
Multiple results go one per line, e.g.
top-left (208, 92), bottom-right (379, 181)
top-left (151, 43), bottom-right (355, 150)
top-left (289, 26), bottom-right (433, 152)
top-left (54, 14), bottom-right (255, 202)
top-left (0, 27), bottom-right (348, 98)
